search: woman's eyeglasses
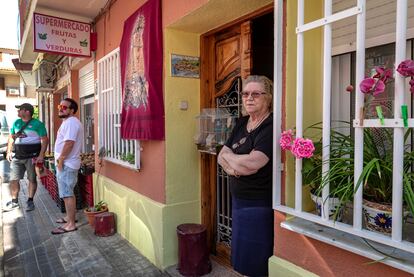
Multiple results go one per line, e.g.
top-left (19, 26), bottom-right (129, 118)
top-left (57, 104), bottom-right (69, 111)
top-left (240, 91), bottom-right (266, 99)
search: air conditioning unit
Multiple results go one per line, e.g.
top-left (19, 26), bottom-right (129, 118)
top-left (35, 61), bottom-right (57, 91)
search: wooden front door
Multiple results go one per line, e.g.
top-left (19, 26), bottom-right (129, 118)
top-left (200, 20), bottom-right (252, 265)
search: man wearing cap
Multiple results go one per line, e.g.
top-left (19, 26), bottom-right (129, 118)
top-left (4, 103), bottom-right (48, 211)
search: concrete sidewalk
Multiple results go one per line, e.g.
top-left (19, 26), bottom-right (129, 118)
top-left (1, 180), bottom-right (167, 277)
top-left (0, 177), bottom-right (241, 277)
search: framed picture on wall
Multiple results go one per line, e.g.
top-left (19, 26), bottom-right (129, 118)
top-left (6, 87), bottom-right (20, 97)
top-left (171, 54), bottom-right (200, 78)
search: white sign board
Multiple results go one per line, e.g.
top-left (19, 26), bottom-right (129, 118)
top-left (33, 13), bottom-right (91, 57)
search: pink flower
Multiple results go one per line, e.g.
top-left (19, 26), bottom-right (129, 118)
top-left (410, 79), bottom-right (414, 94)
top-left (397, 60), bottom-right (414, 77)
top-left (373, 67), bottom-right (392, 83)
top-left (280, 130), bottom-right (294, 150)
top-left (360, 78), bottom-right (385, 96)
top-left (291, 138), bottom-right (315, 159)
top-left (360, 78), bottom-right (375, 93)
top-left (345, 85), bottom-right (354, 93)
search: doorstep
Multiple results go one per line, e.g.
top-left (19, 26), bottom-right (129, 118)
top-left (165, 258), bottom-right (242, 277)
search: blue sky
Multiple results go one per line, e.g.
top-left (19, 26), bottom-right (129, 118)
top-left (0, 0), bottom-right (19, 49)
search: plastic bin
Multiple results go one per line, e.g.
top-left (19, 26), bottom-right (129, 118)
top-left (95, 212), bottom-right (116, 236)
top-left (177, 224), bottom-right (211, 276)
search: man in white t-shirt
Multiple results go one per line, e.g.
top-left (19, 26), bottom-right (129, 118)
top-left (51, 98), bottom-right (83, 235)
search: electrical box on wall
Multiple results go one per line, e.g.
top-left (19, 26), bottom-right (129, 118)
top-left (35, 61), bottom-right (57, 91)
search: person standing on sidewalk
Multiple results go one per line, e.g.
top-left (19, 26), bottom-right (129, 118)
top-left (5, 103), bottom-right (48, 212)
top-left (51, 98), bottom-right (83, 235)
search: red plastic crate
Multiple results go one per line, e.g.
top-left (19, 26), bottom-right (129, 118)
top-left (78, 174), bottom-right (93, 194)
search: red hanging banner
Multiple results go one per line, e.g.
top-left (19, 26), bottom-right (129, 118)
top-left (120, 0), bottom-right (164, 140)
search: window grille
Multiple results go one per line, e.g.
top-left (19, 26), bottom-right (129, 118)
top-left (273, 0), bottom-right (414, 256)
top-left (97, 48), bottom-right (140, 169)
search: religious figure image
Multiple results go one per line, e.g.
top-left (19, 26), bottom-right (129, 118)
top-left (123, 14), bottom-right (149, 110)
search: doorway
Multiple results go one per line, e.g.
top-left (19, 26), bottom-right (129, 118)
top-left (200, 8), bottom-right (274, 265)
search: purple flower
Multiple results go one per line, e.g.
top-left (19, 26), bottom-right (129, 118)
top-left (374, 213), bottom-right (392, 229)
top-left (410, 79), bottom-right (414, 94)
top-left (360, 78), bottom-right (375, 93)
top-left (397, 60), bottom-right (414, 77)
top-left (373, 67), bottom-right (392, 83)
top-left (360, 78), bottom-right (385, 96)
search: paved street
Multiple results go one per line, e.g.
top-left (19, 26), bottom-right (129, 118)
top-left (0, 157), bottom-right (239, 277)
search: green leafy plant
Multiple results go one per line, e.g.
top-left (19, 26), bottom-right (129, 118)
top-left (120, 153), bottom-right (135, 165)
top-left (303, 121), bottom-right (414, 218)
top-left (86, 200), bottom-right (107, 212)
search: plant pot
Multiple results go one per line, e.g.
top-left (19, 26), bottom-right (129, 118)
top-left (84, 205), bottom-right (108, 227)
top-left (362, 199), bottom-right (409, 235)
top-left (310, 193), bottom-right (344, 221)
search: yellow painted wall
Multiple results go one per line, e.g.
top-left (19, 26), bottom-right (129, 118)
top-left (285, 0), bottom-right (324, 208)
top-left (164, 29), bottom-right (201, 206)
top-left (269, 256), bottom-right (319, 277)
top-left (93, 174), bottom-right (200, 269)
top-left (93, 0), bottom-right (276, 271)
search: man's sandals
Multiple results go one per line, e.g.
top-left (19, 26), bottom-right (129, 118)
top-left (51, 226), bottom-right (78, 235)
top-left (55, 218), bottom-right (78, 224)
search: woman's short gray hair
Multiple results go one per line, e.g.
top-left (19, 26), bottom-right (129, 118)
top-left (242, 75), bottom-right (273, 113)
top-left (242, 75), bottom-right (273, 95)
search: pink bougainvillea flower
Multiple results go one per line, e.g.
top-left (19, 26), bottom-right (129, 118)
top-left (291, 138), bottom-right (315, 159)
top-left (397, 60), bottom-right (414, 77)
top-left (279, 130), bottom-right (294, 151)
top-left (373, 67), bottom-right (392, 83)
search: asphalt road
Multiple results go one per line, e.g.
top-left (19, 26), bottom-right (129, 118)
top-left (0, 156), bottom-right (10, 183)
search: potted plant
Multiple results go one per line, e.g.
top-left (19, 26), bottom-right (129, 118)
top-left (84, 200), bottom-right (108, 227)
top-left (279, 129), bottom-right (343, 219)
top-left (302, 122), bottom-right (354, 221)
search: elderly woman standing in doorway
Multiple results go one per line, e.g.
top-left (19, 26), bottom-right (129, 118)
top-left (218, 75), bottom-right (273, 277)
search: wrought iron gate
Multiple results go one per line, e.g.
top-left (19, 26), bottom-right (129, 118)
top-left (215, 77), bottom-right (242, 247)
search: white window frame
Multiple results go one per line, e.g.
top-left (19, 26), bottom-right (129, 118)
top-left (273, 0), bottom-right (414, 272)
top-left (97, 48), bottom-right (141, 170)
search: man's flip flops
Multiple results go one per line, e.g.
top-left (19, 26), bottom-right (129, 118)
top-left (56, 218), bottom-right (78, 223)
top-left (51, 226), bottom-right (78, 235)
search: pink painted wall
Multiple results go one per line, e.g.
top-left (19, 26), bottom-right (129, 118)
top-left (93, 0), bottom-right (209, 203)
top-left (274, 212), bottom-right (410, 276)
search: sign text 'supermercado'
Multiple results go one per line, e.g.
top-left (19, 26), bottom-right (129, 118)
top-left (33, 13), bottom-right (91, 57)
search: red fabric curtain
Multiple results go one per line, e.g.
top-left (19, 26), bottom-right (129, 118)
top-left (120, 0), bottom-right (164, 140)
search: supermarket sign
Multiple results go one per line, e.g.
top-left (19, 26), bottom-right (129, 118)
top-left (33, 13), bottom-right (91, 57)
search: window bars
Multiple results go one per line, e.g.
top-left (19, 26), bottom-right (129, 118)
top-left (273, 0), bottom-right (414, 254)
top-left (97, 48), bottom-right (141, 169)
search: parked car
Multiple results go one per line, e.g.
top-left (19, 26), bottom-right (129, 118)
top-left (0, 111), bottom-right (10, 158)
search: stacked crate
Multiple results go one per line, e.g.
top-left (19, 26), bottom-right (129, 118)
top-left (57, 184), bottom-right (83, 213)
top-left (40, 168), bottom-right (59, 202)
top-left (78, 173), bottom-right (94, 207)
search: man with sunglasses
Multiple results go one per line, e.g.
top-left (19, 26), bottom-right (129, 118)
top-left (5, 103), bottom-right (48, 212)
top-left (51, 98), bottom-right (83, 235)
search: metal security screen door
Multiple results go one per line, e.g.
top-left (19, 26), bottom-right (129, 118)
top-left (273, 0), bottom-right (414, 256)
top-left (216, 77), bottom-right (242, 247)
